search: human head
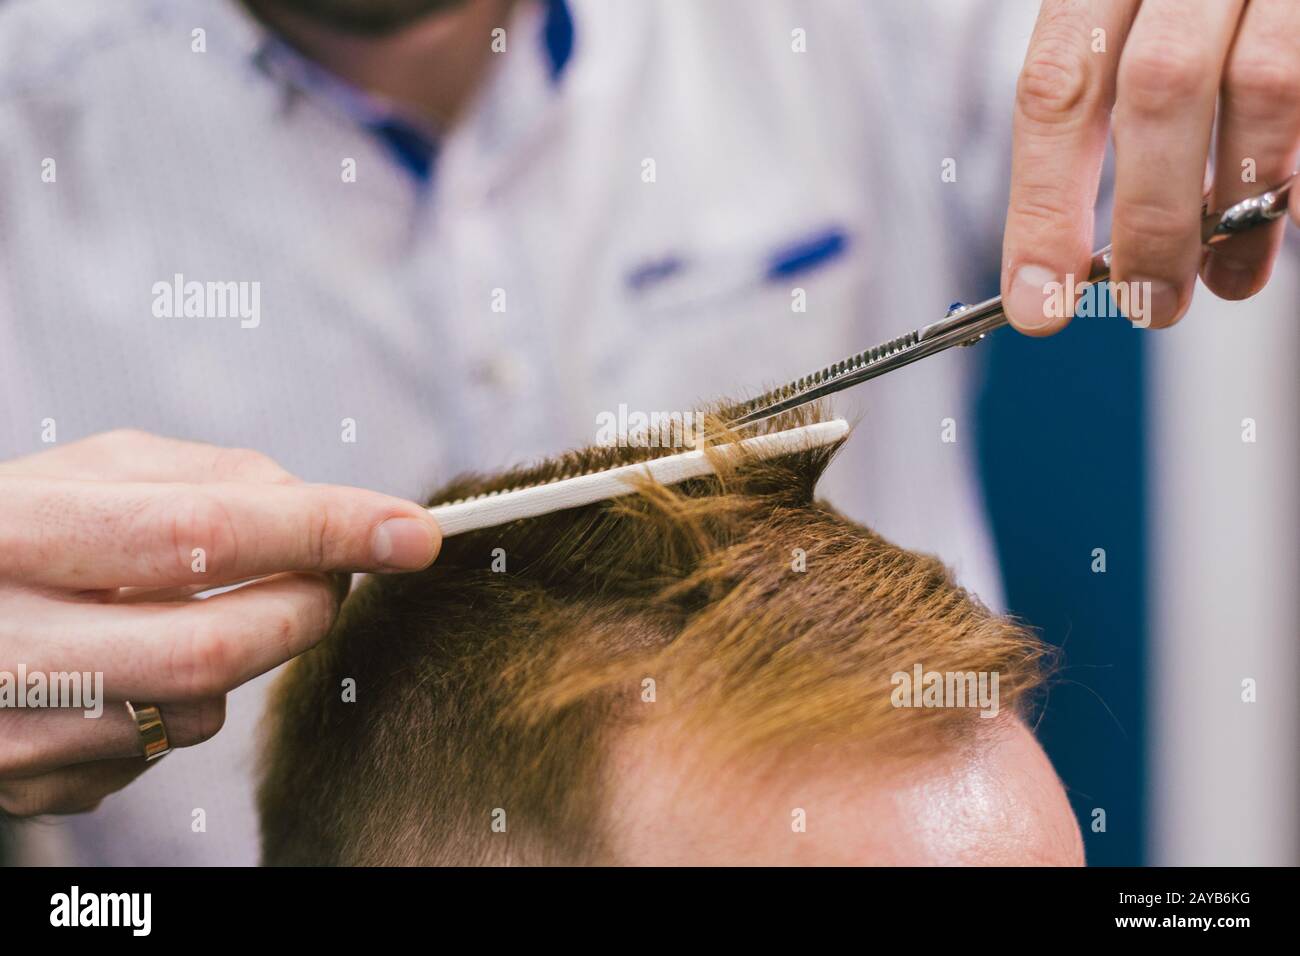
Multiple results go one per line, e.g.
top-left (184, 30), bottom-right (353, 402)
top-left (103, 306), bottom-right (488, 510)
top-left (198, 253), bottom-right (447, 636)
top-left (258, 407), bottom-right (1082, 865)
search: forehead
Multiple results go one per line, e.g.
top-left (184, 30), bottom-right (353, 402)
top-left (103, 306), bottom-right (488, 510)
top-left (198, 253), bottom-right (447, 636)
top-left (601, 716), bottom-right (1083, 866)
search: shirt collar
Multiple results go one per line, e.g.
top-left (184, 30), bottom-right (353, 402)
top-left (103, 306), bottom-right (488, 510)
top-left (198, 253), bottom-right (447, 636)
top-left (540, 0), bottom-right (575, 81)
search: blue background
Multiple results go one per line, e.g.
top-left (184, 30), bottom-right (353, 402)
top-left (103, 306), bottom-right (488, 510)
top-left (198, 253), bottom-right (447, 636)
top-left (976, 284), bottom-right (1147, 866)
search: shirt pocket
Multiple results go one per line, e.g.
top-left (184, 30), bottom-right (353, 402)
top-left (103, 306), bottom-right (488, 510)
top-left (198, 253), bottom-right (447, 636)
top-left (590, 221), bottom-right (874, 413)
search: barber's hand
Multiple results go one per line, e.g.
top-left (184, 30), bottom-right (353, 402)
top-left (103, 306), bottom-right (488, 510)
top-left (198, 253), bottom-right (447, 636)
top-left (1003, 0), bottom-right (1300, 334)
top-left (0, 429), bottom-right (441, 816)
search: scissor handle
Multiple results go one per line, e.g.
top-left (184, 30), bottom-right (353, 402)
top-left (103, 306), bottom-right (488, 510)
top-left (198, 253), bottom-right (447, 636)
top-left (1081, 173), bottom-right (1296, 288)
top-left (1204, 174), bottom-right (1295, 242)
top-left (928, 173), bottom-right (1297, 347)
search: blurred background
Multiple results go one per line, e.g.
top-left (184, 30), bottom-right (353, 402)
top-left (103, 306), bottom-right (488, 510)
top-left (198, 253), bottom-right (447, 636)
top-left (978, 249), bottom-right (1299, 866)
top-left (922, 0), bottom-right (1300, 868)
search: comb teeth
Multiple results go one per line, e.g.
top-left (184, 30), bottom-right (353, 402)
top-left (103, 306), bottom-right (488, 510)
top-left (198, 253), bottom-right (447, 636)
top-left (429, 419), bottom-right (852, 537)
top-left (438, 460), bottom-right (622, 508)
top-left (437, 422), bottom-right (719, 508)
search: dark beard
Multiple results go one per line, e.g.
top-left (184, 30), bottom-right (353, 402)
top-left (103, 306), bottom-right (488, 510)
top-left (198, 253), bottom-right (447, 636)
top-left (255, 0), bottom-right (472, 36)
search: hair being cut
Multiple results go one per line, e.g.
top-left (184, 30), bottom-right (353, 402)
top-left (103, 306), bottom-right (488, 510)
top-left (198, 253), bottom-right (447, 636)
top-left (258, 404), bottom-right (1048, 865)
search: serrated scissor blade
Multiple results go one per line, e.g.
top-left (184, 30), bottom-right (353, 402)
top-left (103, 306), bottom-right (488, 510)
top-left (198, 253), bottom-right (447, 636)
top-left (724, 294), bottom-right (1005, 430)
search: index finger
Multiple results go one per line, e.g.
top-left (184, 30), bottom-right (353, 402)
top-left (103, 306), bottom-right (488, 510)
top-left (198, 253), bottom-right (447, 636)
top-left (0, 430), bottom-right (299, 484)
top-left (0, 477), bottom-right (442, 589)
top-left (1002, 0), bottom-right (1138, 334)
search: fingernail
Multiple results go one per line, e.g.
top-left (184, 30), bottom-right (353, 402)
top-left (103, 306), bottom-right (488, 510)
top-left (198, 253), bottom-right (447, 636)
top-left (1203, 254), bottom-right (1257, 300)
top-left (1130, 277), bottom-right (1180, 327)
top-left (1007, 264), bottom-right (1061, 331)
top-left (371, 517), bottom-right (439, 570)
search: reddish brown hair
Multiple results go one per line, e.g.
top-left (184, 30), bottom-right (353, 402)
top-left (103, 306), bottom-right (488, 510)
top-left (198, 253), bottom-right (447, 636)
top-left (258, 406), bottom-right (1048, 865)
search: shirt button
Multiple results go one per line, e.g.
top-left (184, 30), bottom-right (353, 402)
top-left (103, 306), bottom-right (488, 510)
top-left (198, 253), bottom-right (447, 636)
top-left (471, 355), bottom-right (525, 391)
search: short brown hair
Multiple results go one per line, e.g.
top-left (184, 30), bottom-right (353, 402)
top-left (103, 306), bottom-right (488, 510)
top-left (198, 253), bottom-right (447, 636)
top-left (257, 406), bottom-right (1048, 865)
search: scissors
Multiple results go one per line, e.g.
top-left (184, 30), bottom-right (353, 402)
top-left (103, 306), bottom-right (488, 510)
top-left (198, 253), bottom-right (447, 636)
top-left (429, 176), bottom-right (1295, 537)
top-left (724, 175), bottom-right (1297, 431)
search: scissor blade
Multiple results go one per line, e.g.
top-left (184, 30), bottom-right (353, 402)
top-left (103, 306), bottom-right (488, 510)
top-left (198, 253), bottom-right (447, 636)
top-left (724, 331), bottom-right (922, 428)
top-left (724, 294), bottom-right (1007, 430)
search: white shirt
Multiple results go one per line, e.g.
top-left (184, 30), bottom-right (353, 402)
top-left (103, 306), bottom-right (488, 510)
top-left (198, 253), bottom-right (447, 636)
top-left (0, 0), bottom-right (1034, 864)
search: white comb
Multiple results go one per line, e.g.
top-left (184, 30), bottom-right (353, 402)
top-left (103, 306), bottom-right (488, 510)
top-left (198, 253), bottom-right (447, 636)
top-left (427, 418), bottom-right (850, 537)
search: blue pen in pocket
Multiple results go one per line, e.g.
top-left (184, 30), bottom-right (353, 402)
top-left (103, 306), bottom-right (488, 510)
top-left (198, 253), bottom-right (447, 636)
top-left (623, 225), bottom-right (852, 311)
